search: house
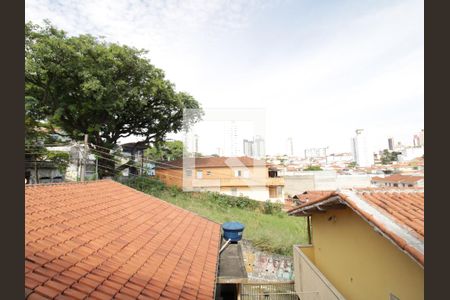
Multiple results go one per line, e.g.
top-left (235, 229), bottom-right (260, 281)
top-left (156, 156), bottom-right (285, 202)
top-left (119, 142), bottom-right (155, 176)
top-left (25, 180), bottom-right (221, 299)
top-left (371, 174), bottom-right (424, 188)
top-left (25, 143), bottom-right (97, 184)
top-left (287, 189), bottom-right (424, 300)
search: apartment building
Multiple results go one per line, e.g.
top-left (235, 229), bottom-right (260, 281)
top-left (156, 156), bottom-right (285, 202)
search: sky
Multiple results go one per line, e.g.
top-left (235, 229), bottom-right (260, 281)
top-left (26, 0), bottom-right (424, 156)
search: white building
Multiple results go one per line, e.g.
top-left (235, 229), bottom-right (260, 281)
top-left (243, 139), bottom-right (254, 157)
top-left (413, 129), bottom-right (424, 147)
top-left (253, 135), bottom-right (265, 158)
top-left (398, 146), bottom-right (424, 162)
top-left (286, 137), bottom-right (294, 156)
top-left (304, 147), bottom-right (327, 159)
top-left (351, 129), bottom-right (374, 167)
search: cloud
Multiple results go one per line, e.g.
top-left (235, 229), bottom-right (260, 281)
top-left (26, 0), bottom-right (423, 155)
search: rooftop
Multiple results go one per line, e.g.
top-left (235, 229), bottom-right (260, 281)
top-left (25, 180), bottom-right (221, 299)
top-left (288, 189), bottom-right (424, 267)
top-left (371, 174), bottom-right (424, 184)
top-left (158, 156), bottom-right (268, 169)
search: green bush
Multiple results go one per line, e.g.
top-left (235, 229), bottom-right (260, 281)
top-left (262, 200), bottom-right (283, 215)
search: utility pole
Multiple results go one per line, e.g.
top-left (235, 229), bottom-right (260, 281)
top-left (80, 134), bottom-right (88, 181)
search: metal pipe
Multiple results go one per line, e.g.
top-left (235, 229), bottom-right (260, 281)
top-left (219, 239), bottom-right (232, 254)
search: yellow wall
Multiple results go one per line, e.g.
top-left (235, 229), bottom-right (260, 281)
top-left (311, 208), bottom-right (423, 300)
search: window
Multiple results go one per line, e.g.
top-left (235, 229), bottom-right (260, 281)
top-left (206, 171), bottom-right (211, 176)
top-left (243, 170), bottom-right (250, 178)
top-left (234, 170), bottom-right (242, 177)
top-left (196, 170), bottom-right (203, 179)
top-left (269, 186), bottom-right (282, 198)
top-left (231, 188), bottom-right (237, 196)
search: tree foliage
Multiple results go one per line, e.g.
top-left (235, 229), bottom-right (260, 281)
top-left (380, 150), bottom-right (400, 165)
top-left (145, 140), bottom-right (184, 161)
top-left (25, 21), bottom-right (202, 177)
top-left (303, 165), bottom-right (323, 171)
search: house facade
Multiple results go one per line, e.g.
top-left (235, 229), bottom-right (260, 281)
top-left (156, 156), bottom-right (285, 202)
top-left (288, 189), bottom-right (424, 300)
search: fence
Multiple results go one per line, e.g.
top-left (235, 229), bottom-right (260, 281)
top-left (240, 282), bottom-right (298, 300)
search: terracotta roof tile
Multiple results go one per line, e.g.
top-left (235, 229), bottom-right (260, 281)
top-left (288, 189), bottom-right (424, 267)
top-left (371, 174), bottom-right (424, 184)
top-left (25, 180), bottom-right (220, 299)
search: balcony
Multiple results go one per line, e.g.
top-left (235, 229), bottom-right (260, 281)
top-left (293, 245), bottom-right (346, 300)
top-left (266, 177), bottom-right (285, 186)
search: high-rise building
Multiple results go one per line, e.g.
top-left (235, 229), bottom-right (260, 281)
top-left (228, 121), bottom-right (239, 156)
top-left (243, 139), bottom-right (254, 157)
top-left (286, 137), bottom-right (294, 156)
top-left (413, 129), bottom-right (424, 147)
top-left (253, 135), bottom-right (265, 158)
top-left (351, 129), bottom-right (374, 167)
top-left (388, 137), bottom-right (395, 151)
top-left (193, 134), bottom-right (199, 154)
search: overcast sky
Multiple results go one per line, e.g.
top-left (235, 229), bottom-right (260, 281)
top-left (26, 0), bottom-right (424, 156)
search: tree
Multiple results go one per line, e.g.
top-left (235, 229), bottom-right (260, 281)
top-left (380, 150), bottom-right (400, 165)
top-left (348, 161), bottom-right (357, 168)
top-left (304, 165), bottom-right (322, 171)
top-left (145, 140), bottom-right (184, 161)
top-left (25, 21), bottom-right (202, 177)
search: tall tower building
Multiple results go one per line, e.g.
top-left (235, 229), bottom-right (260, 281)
top-left (286, 137), bottom-right (294, 156)
top-left (388, 137), bottom-right (395, 151)
top-left (224, 121), bottom-right (242, 157)
top-left (253, 135), bottom-right (265, 158)
top-left (351, 129), bottom-right (374, 167)
top-left (243, 139), bottom-right (254, 157)
top-left (193, 134), bottom-right (199, 155)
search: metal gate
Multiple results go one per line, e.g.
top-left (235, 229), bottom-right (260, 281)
top-left (240, 282), bottom-right (298, 300)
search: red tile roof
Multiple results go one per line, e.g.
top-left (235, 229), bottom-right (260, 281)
top-left (288, 189), bottom-right (424, 266)
top-left (25, 180), bottom-right (221, 299)
top-left (158, 156), bottom-right (267, 169)
top-left (371, 174), bottom-right (424, 184)
top-left (292, 191), bottom-right (335, 204)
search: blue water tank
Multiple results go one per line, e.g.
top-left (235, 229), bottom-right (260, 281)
top-left (222, 222), bottom-right (245, 242)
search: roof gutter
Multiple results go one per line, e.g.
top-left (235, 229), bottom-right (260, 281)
top-left (288, 196), bottom-right (342, 215)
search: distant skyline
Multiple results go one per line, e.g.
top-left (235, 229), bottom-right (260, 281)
top-left (26, 0), bottom-right (424, 155)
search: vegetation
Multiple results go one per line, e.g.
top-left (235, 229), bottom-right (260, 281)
top-left (380, 149), bottom-right (401, 165)
top-left (304, 165), bottom-right (323, 171)
top-left (25, 21), bottom-right (202, 177)
top-left (145, 140), bottom-right (184, 162)
top-left (122, 177), bottom-right (308, 256)
top-left (348, 161), bottom-right (357, 168)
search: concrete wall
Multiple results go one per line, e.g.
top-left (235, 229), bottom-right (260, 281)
top-left (284, 171), bottom-right (371, 195)
top-left (241, 240), bottom-right (294, 281)
top-left (309, 208), bottom-right (423, 300)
